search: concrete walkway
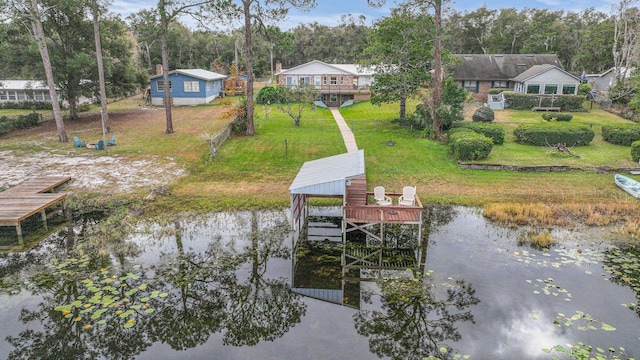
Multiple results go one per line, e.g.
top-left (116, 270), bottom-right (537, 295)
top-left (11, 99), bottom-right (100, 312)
top-left (330, 108), bottom-right (358, 152)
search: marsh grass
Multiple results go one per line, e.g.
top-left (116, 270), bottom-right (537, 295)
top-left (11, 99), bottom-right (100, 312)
top-left (517, 230), bottom-right (556, 249)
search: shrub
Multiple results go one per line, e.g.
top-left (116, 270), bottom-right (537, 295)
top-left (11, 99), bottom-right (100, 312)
top-left (504, 93), bottom-right (585, 111)
top-left (452, 122), bottom-right (505, 145)
top-left (632, 141), bottom-right (640, 162)
top-left (602, 124), bottom-right (640, 146)
top-left (578, 83), bottom-right (592, 96)
top-left (541, 112), bottom-right (573, 121)
top-left (488, 88), bottom-right (510, 95)
top-left (0, 101), bottom-right (53, 110)
top-left (0, 113), bottom-right (41, 135)
top-left (513, 123), bottom-right (594, 146)
top-left (472, 106), bottom-right (495, 123)
top-left (255, 86), bottom-right (288, 105)
top-left (447, 127), bottom-right (475, 137)
top-left (449, 131), bottom-right (493, 161)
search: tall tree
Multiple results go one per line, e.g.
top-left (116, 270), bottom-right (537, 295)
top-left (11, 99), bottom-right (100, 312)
top-left (363, 6), bottom-right (434, 119)
top-left (18, 0), bottom-right (68, 142)
top-left (611, 0), bottom-right (640, 82)
top-left (91, 0), bottom-right (109, 135)
top-left (230, 0), bottom-right (317, 136)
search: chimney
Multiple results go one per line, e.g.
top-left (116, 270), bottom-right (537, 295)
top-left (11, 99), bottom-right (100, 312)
top-left (275, 62), bottom-right (282, 74)
top-left (156, 64), bottom-right (163, 75)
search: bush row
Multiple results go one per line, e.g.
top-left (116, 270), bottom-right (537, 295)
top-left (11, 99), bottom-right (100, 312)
top-left (449, 131), bottom-right (493, 161)
top-left (541, 112), bottom-right (573, 121)
top-left (0, 113), bottom-right (41, 134)
top-left (504, 93), bottom-right (584, 111)
top-left (632, 141), bottom-right (640, 162)
top-left (602, 124), bottom-right (640, 146)
top-left (0, 101), bottom-right (53, 110)
top-left (513, 123), bottom-right (595, 146)
top-left (451, 122), bottom-right (505, 145)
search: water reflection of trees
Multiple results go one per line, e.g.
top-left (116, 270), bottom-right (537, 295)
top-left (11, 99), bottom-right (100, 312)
top-left (3, 214), bottom-right (305, 359)
top-left (354, 274), bottom-right (479, 360)
top-left (602, 245), bottom-right (640, 318)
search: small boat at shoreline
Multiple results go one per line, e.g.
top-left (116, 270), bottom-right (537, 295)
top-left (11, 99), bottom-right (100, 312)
top-left (614, 174), bottom-right (640, 198)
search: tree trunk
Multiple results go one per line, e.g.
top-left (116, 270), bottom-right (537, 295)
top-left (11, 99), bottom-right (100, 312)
top-left (159, 0), bottom-right (173, 134)
top-left (29, 0), bottom-right (67, 142)
top-left (399, 96), bottom-right (406, 119)
top-left (243, 0), bottom-right (255, 135)
top-left (92, 0), bottom-right (110, 134)
top-left (430, 0), bottom-right (443, 138)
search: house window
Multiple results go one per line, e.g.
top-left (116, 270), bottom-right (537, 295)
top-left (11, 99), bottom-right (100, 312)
top-left (544, 84), bottom-right (558, 94)
top-left (492, 80), bottom-right (508, 88)
top-left (8, 91), bottom-right (16, 101)
top-left (0, 91), bottom-right (5, 100)
top-left (17, 91), bottom-right (26, 101)
top-left (286, 76), bottom-right (298, 86)
top-left (562, 84), bottom-right (576, 95)
top-left (314, 76), bottom-right (321, 86)
top-left (340, 77), bottom-right (344, 85)
top-left (461, 81), bottom-right (478, 93)
top-left (526, 84), bottom-right (540, 94)
top-left (157, 80), bottom-right (172, 92)
top-left (330, 94), bottom-right (337, 102)
top-left (184, 81), bottom-right (200, 92)
top-left (323, 76), bottom-right (327, 85)
top-left (330, 77), bottom-right (338, 85)
top-left (34, 91), bottom-right (45, 101)
top-left (299, 76), bottom-right (311, 85)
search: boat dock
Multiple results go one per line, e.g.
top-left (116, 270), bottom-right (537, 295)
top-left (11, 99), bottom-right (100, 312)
top-left (0, 176), bottom-right (71, 244)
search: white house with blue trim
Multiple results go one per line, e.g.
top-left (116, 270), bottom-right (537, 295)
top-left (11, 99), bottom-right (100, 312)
top-left (149, 69), bottom-right (227, 106)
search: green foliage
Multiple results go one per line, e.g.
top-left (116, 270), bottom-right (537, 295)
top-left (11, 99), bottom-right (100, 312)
top-left (449, 131), bottom-right (493, 160)
top-left (0, 101), bottom-right (53, 110)
top-left (578, 83), bottom-right (592, 96)
top-left (436, 77), bottom-right (468, 131)
top-left (452, 122), bottom-right (505, 144)
top-left (608, 80), bottom-right (636, 104)
top-left (447, 127), bottom-right (475, 136)
top-left (542, 112), bottom-right (573, 122)
top-left (632, 141), bottom-right (640, 162)
top-left (488, 88), bottom-right (510, 94)
top-left (504, 93), bottom-right (585, 111)
top-left (256, 86), bottom-right (288, 105)
top-left (472, 106), bottom-right (495, 123)
top-left (231, 98), bottom-right (248, 134)
top-left (602, 124), bottom-right (640, 146)
top-left (0, 113), bottom-right (41, 134)
top-left (514, 123), bottom-right (595, 146)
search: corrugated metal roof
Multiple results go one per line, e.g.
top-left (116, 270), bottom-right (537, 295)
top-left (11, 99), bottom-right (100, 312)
top-left (0, 80), bottom-right (48, 90)
top-left (289, 150), bottom-right (365, 196)
top-left (150, 69), bottom-right (227, 80)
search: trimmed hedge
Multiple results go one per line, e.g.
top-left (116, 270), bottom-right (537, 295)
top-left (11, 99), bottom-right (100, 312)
top-left (0, 113), bottom-right (41, 135)
top-left (488, 88), bottom-right (510, 95)
top-left (447, 127), bottom-right (475, 136)
top-left (602, 124), bottom-right (640, 146)
top-left (541, 112), bottom-right (573, 121)
top-left (513, 123), bottom-right (595, 146)
top-left (632, 141), bottom-right (640, 162)
top-left (452, 122), bottom-right (505, 145)
top-left (449, 131), bottom-right (493, 161)
top-left (472, 106), bottom-right (495, 123)
top-left (0, 101), bottom-right (53, 110)
top-left (504, 93), bottom-right (584, 111)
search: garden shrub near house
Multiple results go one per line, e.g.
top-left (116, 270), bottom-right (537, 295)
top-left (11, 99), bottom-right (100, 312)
top-left (488, 88), bottom-right (510, 95)
top-left (631, 140), bottom-right (640, 162)
top-left (472, 106), bottom-right (495, 123)
top-left (447, 127), bottom-right (474, 136)
top-left (541, 112), bottom-right (573, 121)
top-left (504, 93), bottom-right (584, 111)
top-left (0, 101), bottom-right (53, 110)
top-left (514, 123), bottom-right (595, 146)
top-left (602, 124), bottom-right (640, 146)
top-left (255, 86), bottom-right (288, 105)
top-left (449, 131), bottom-right (493, 161)
top-left (452, 122), bottom-right (505, 144)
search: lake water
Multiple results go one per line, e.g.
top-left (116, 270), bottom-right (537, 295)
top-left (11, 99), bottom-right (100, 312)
top-left (0, 206), bottom-right (638, 359)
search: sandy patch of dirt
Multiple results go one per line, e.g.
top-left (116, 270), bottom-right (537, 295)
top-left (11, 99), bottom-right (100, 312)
top-left (0, 150), bottom-right (185, 193)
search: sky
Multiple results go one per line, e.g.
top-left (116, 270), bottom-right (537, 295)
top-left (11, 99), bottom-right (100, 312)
top-left (111, 0), bottom-right (619, 30)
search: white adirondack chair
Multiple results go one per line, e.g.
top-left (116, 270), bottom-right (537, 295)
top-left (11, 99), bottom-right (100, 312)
top-left (398, 186), bottom-right (416, 206)
top-left (373, 186), bottom-right (392, 206)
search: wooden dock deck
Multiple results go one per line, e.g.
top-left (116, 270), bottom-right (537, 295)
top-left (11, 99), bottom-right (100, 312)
top-left (0, 176), bottom-right (71, 244)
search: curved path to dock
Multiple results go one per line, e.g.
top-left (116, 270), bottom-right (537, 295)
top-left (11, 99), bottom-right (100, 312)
top-left (329, 108), bottom-right (358, 153)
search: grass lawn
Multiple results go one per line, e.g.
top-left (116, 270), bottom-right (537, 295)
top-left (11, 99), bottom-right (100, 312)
top-left (2, 95), bottom-right (640, 224)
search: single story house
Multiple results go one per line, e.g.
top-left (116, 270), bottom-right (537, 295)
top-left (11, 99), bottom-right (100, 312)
top-left (585, 67), bottom-right (634, 93)
top-left (275, 60), bottom-right (374, 107)
top-left (149, 69), bottom-right (227, 106)
top-left (0, 80), bottom-right (52, 103)
top-left (450, 54), bottom-right (566, 102)
top-left (511, 64), bottom-right (581, 96)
